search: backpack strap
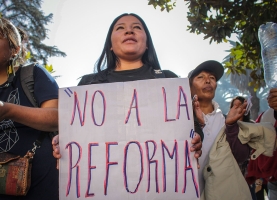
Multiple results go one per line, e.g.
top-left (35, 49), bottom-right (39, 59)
top-left (20, 63), bottom-right (58, 143)
top-left (20, 63), bottom-right (37, 107)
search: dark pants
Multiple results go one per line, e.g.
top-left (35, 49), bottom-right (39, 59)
top-left (256, 183), bottom-right (268, 200)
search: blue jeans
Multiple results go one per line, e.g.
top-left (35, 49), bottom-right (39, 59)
top-left (268, 181), bottom-right (277, 200)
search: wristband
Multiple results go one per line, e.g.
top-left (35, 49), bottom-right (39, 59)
top-left (0, 101), bottom-right (3, 107)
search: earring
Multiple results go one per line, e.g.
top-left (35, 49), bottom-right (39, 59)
top-left (7, 55), bottom-right (17, 76)
top-left (7, 65), bottom-right (13, 74)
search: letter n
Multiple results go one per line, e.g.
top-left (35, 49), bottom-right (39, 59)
top-left (70, 91), bottom-right (88, 126)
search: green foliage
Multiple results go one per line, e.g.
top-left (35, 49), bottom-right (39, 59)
top-left (148, 0), bottom-right (277, 91)
top-left (0, 0), bottom-right (66, 65)
top-left (148, 0), bottom-right (176, 12)
top-left (224, 40), bottom-right (264, 91)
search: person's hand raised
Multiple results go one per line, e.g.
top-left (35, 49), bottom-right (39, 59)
top-left (267, 88), bottom-right (277, 111)
top-left (225, 100), bottom-right (247, 125)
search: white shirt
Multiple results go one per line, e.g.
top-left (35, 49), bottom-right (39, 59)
top-left (198, 101), bottom-right (226, 194)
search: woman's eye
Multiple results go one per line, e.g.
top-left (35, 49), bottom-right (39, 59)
top-left (116, 26), bottom-right (124, 30)
top-left (210, 76), bottom-right (215, 79)
top-left (134, 26), bottom-right (142, 30)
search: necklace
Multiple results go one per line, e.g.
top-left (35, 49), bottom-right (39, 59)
top-left (0, 81), bottom-right (9, 88)
top-left (0, 73), bottom-right (14, 89)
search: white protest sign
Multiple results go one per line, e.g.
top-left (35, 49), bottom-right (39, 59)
top-left (59, 78), bottom-right (200, 200)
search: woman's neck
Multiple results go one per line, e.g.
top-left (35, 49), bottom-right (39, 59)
top-left (114, 60), bottom-right (143, 71)
top-left (199, 100), bottom-right (214, 115)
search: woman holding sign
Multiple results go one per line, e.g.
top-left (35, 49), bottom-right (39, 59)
top-left (53, 13), bottom-right (202, 162)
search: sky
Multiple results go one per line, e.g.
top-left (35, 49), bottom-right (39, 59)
top-left (41, 0), bottom-right (234, 88)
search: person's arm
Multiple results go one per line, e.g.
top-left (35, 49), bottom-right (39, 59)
top-left (225, 100), bottom-right (251, 163)
top-left (0, 99), bottom-right (58, 132)
top-left (0, 65), bottom-right (58, 132)
top-left (225, 123), bottom-right (251, 163)
top-left (192, 95), bottom-right (204, 141)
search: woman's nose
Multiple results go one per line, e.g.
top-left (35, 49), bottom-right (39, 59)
top-left (125, 29), bottom-right (134, 35)
top-left (125, 31), bottom-right (134, 35)
top-left (205, 77), bottom-right (211, 83)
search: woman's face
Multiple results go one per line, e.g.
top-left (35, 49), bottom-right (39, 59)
top-left (190, 71), bottom-right (217, 102)
top-left (0, 36), bottom-right (12, 68)
top-left (110, 15), bottom-right (147, 63)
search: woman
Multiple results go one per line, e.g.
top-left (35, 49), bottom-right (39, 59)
top-left (188, 62), bottom-right (252, 199)
top-left (53, 13), bottom-right (202, 162)
top-left (0, 18), bottom-right (59, 199)
top-left (79, 13), bottom-right (179, 84)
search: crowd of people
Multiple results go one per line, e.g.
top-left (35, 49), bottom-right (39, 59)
top-left (0, 13), bottom-right (276, 200)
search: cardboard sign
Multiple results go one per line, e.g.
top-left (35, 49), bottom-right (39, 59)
top-left (58, 78), bottom-right (199, 200)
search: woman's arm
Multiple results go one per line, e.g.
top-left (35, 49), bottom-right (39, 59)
top-left (0, 99), bottom-right (58, 132)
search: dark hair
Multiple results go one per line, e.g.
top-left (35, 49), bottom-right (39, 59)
top-left (95, 13), bottom-right (161, 73)
top-left (0, 17), bottom-right (28, 65)
top-left (230, 96), bottom-right (253, 123)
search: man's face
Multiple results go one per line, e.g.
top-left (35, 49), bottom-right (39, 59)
top-left (190, 70), bottom-right (217, 101)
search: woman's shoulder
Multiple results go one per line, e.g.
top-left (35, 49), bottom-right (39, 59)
top-left (78, 69), bottom-right (109, 86)
top-left (163, 70), bottom-right (179, 78)
top-left (78, 73), bottom-right (97, 86)
top-left (21, 62), bottom-right (50, 75)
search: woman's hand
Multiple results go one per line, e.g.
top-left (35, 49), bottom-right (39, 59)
top-left (190, 133), bottom-right (202, 169)
top-left (52, 135), bottom-right (61, 169)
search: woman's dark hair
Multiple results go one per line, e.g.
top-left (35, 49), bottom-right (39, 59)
top-left (0, 17), bottom-right (28, 65)
top-left (230, 96), bottom-right (253, 123)
top-left (95, 13), bottom-right (161, 73)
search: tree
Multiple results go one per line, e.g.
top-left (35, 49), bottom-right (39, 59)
top-left (222, 38), bottom-right (263, 119)
top-left (0, 0), bottom-right (66, 65)
top-left (148, 0), bottom-right (277, 89)
top-left (148, 0), bottom-right (276, 117)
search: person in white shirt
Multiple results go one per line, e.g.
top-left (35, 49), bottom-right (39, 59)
top-left (188, 60), bottom-right (250, 196)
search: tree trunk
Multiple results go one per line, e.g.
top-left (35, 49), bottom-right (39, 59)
top-left (248, 88), bottom-right (260, 120)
